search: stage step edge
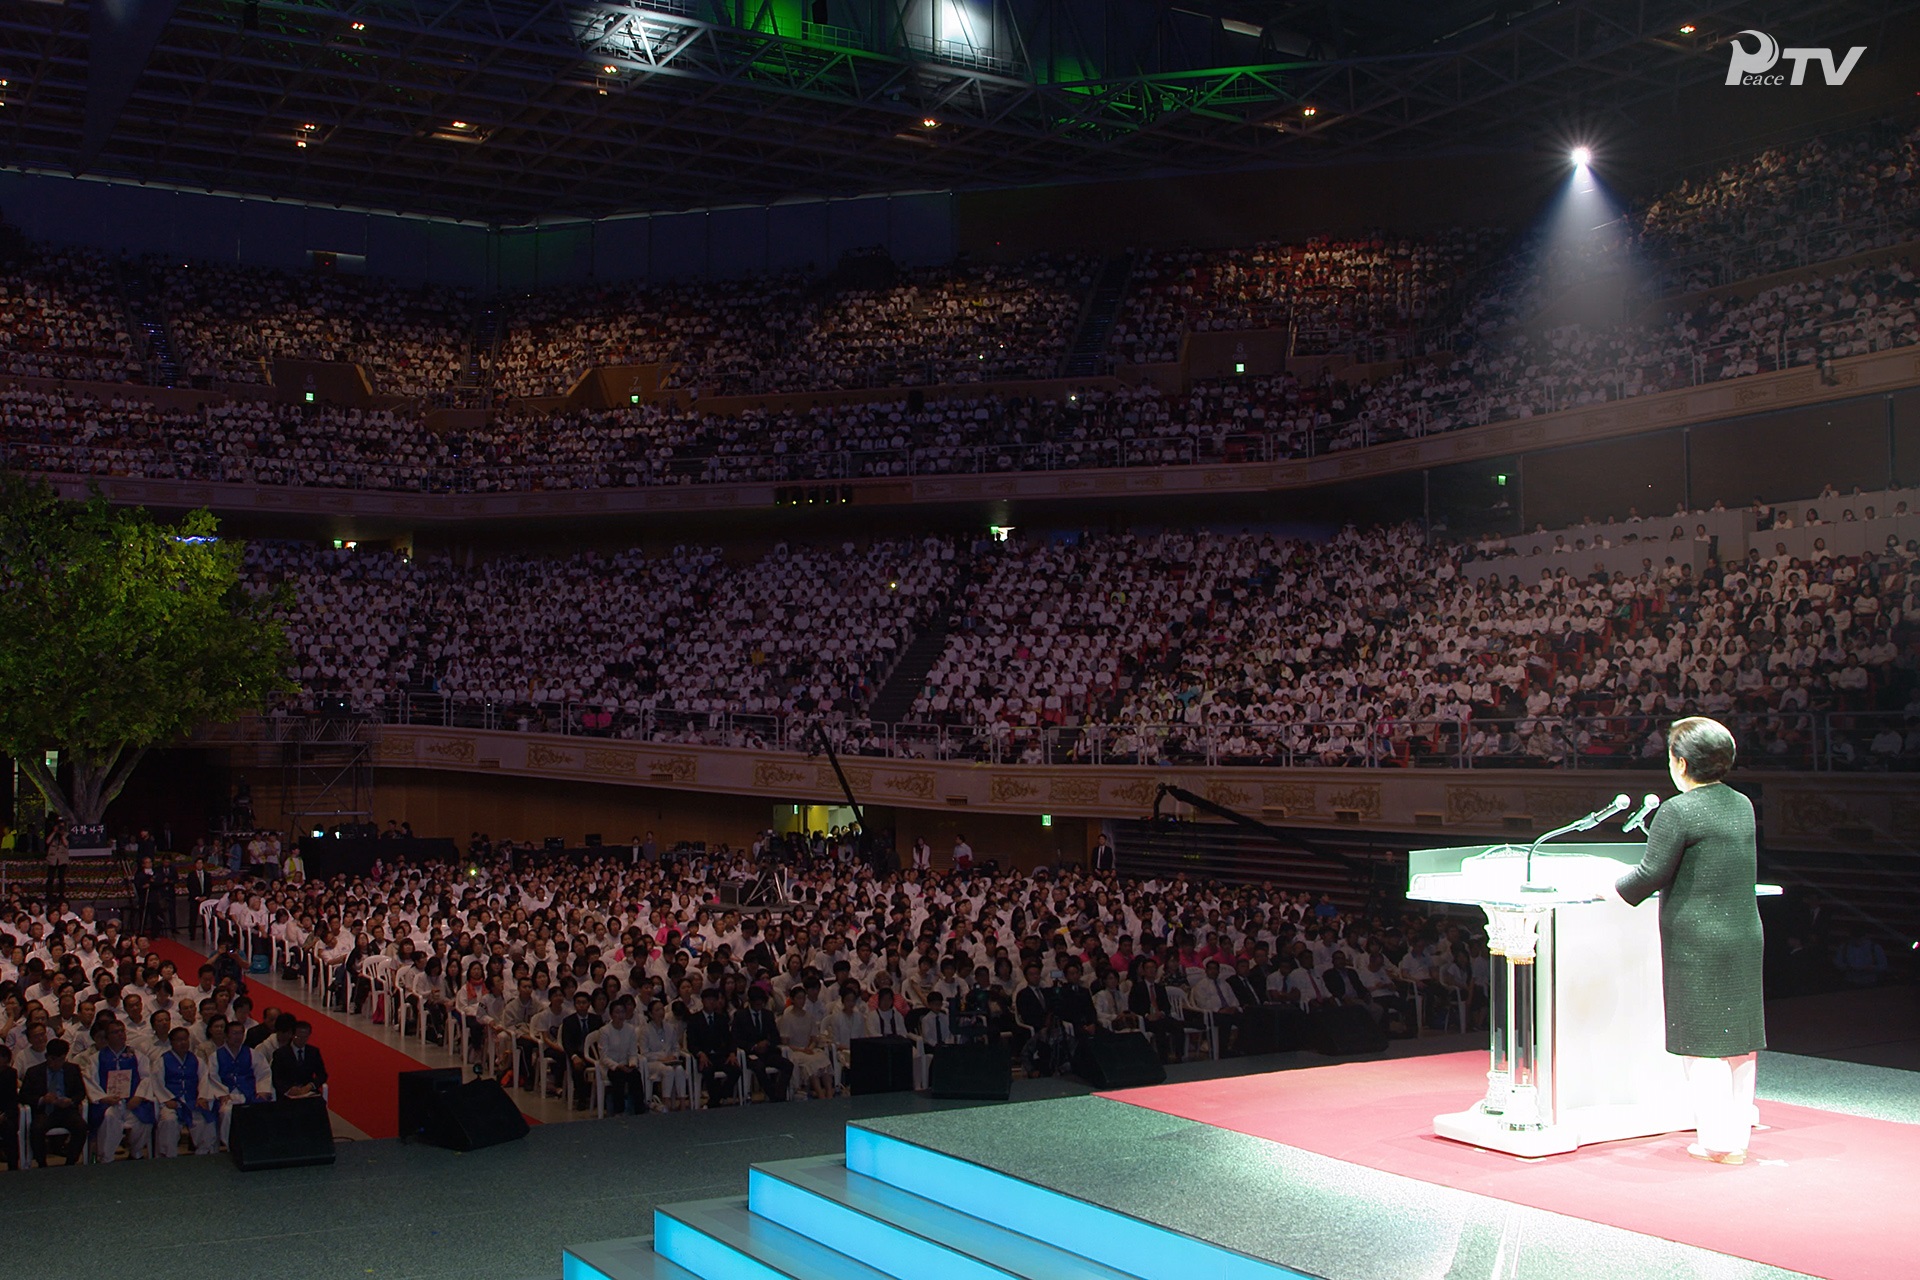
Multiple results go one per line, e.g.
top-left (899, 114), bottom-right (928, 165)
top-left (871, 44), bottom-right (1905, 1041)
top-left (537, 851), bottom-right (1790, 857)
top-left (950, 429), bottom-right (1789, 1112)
top-left (562, 1234), bottom-right (699, 1280)
top-left (753, 1155), bottom-right (1148, 1280)
top-left (653, 1197), bottom-right (895, 1280)
top-left (844, 1124), bottom-right (1311, 1280)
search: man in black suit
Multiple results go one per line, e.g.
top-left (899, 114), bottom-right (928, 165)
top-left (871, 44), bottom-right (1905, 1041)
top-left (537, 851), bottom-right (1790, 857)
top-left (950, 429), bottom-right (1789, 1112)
top-left (730, 987), bottom-right (792, 1102)
top-left (1127, 959), bottom-right (1185, 1063)
top-left (684, 988), bottom-right (739, 1105)
top-left (558, 993), bottom-right (604, 1110)
top-left (184, 858), bottom-right (217, 938)
top-left (22, 1039), bottom-right (87, 1165)
top-left (269, 1021), bottom-right (328, 1099)
top-left (1227, 957), bottom-right (1266, 1011)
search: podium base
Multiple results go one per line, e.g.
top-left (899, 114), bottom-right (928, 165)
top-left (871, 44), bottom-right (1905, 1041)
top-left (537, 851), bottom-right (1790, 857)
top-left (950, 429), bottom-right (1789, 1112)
top-left (1435, 1102), bottom-right (1693, 1158)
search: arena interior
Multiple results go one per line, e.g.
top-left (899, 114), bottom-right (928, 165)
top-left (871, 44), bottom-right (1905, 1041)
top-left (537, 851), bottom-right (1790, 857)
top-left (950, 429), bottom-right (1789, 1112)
top-left (1, 2), bottom-right (1918, 1278)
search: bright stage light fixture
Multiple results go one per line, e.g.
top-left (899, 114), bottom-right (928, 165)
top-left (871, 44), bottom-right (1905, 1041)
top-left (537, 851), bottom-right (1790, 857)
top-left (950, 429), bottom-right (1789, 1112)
top-left (1570, 146), bottom-right (1593, 168)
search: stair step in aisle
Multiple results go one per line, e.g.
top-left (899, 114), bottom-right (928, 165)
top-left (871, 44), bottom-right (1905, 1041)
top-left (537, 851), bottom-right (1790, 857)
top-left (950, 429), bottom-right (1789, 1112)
top-left (563, 1121), bottom-right (1305, 1280)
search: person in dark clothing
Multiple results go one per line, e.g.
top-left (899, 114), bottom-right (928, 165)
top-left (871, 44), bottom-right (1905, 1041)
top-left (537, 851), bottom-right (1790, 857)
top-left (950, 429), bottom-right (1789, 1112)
top-left (22, 1039), bottom-right (87, 1165)
top-left (1127, 959), bottom-right (1185, 1063)
top-left (0, 1044), bottom-right (19, 1169)
top-left (558, 993), bottom-right (605, 1110)
top-left (1612, 716), bottom-right (1765, 1166)
top-left (684, 988), bottom-right (739, 1105)
top-left (730, 987), bottom-right (793, 1102)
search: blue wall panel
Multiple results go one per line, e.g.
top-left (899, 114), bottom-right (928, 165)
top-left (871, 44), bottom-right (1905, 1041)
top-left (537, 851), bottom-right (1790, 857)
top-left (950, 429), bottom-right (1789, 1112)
top-left (590, 217), bottom-right (650, 283)
top-left (1, 169), bottom-right (954, 288)
top-left (648, 212), bottom-right (708, 281)
top-left (766, 202), bottom-right (832, 274)
top-left (827, 197), bottom-right (891, 261)
top-left (706, 206), bottom-right (769, 279)
top-left (889, 192), bottom-right (953, 265)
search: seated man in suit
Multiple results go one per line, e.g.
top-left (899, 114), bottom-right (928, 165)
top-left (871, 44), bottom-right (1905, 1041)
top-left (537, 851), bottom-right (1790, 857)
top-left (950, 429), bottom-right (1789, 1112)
top-left (683, 988), bottom-right (739, 1105)
top-left (730, 986), bottom-right (792, 1102)
top-left (1126, 959), bottom-right (1186, 1064)
top-left (269, 1019), bottom-right (328, 1100)
top-left (557, 992), bottom-right (604, 1110)
top-left (22, 1039), bottom-right (87, 1166)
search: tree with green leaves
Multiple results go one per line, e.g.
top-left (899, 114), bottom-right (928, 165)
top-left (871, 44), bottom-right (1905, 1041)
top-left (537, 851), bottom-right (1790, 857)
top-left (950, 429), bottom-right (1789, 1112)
top-left (0, 478), bottom-right (294, 824)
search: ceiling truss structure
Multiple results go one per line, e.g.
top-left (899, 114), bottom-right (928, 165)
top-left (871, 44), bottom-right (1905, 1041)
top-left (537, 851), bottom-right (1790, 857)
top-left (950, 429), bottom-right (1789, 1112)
top-left (0, 0), bottom-right (1904, 224)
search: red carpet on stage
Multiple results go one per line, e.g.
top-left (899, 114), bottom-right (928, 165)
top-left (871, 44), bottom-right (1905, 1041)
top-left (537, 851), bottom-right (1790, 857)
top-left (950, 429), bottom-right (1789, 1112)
top-left (1105, 1051), bottom-right (1917, 1280)
top-left (151, 939), bottom-right (432, 1140)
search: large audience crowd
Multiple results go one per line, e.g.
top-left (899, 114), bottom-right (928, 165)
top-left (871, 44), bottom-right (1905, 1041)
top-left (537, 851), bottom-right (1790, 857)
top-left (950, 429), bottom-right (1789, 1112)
top-left (0, 246), bottom-right (141, 384)
top-left (236, 494), bottom-right (1920, 769)
top-left (1, 829), bottom-right (1505, 1165)
top-left (1634, 115), bottom-right (1920, 292)
top-left (493, 254), bottom-right (1094, 398)
top-left (1, 114), bottom-right (1916, 493)
top-left (1110, 228), bottom-right (1503, 365)
top-left (152, 259), bottom-right (478, 399)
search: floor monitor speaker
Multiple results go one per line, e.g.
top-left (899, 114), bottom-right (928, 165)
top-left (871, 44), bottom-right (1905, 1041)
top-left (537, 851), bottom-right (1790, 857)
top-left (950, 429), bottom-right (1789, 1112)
top-left (425, 1078), bottom-right (530, 1151)
top-left (228, 1097), bottom-right (336, 1171)
top-left (1081, 1032), bottom-right (1167, 1090)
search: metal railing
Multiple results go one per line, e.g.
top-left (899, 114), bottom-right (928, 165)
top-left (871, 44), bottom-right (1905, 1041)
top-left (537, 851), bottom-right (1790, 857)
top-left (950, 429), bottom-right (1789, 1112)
top-left (267, 695), bottom-right (1920, 773)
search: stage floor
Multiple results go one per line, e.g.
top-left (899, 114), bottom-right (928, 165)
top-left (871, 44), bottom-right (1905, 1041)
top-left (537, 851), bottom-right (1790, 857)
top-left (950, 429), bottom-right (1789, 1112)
top-left (855, 1050), bottom-right (1919, 1280)
top-left (5, 1043), bottom-right (1909, 1280)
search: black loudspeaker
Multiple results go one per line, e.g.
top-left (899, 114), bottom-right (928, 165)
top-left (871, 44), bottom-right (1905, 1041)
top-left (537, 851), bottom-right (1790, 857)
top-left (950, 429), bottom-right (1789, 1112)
top-left (846, 1036), bottom-right (915, 1095)
top-left (424, 1078), bottom-right (530, 1151)
top-left (928, 1042), bottom-right (1012, 1100)
top-left (1081, 1032), bottom-right (1167, 1090)
top-left (1236, 1005), bottom-right (1311, 1055)
top-left (397, 1067), bottom-right (464, 1141)
top-left (228, 1097), bottom-right (336, 1171)
top-left (1310, 1005), bottom-right (1390, 1056)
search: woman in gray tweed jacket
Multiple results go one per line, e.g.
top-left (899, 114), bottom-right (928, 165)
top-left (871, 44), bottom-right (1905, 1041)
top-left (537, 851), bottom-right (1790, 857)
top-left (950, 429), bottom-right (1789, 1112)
top-left (1611, 716), bottom-right (1765, 1165)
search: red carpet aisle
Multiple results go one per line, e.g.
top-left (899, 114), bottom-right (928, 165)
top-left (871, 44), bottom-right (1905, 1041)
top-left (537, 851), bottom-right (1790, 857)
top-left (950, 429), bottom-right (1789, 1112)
top-left (151, 938), bottom-right (433, 1139)
top-left (1105, 1050), bottom-right (1920, 1280)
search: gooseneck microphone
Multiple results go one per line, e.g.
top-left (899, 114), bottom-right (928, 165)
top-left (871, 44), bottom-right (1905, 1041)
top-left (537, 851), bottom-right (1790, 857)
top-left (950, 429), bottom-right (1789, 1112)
top-left (1622, 793), bottom-right (1661, 836)
top-left (1523, 793), bottom-right (1631, 890)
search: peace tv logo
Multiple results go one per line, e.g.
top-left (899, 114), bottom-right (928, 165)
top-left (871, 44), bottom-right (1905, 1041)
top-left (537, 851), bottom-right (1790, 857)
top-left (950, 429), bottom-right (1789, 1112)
top-left (1724, 30), bottom-right (1866, 85)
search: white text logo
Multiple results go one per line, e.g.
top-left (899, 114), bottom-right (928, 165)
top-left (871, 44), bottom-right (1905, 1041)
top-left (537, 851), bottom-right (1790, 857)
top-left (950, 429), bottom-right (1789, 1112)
top-left (1725, 30), bottom-right (1866, 86)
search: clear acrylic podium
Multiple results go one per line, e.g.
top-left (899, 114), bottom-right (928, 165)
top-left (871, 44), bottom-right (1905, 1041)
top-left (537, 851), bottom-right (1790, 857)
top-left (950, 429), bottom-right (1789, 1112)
top-left (1408, 843), bottom-right (1778, 1158)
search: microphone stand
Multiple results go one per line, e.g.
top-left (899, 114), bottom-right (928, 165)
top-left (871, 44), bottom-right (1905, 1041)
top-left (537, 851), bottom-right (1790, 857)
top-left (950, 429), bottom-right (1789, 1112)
top-left (1522, 796), bottom-right (1629, 892)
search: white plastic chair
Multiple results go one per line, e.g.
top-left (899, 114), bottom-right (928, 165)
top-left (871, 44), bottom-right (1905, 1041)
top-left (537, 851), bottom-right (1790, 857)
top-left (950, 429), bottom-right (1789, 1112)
top-left (581, 1027), bottom-right (606, 1117)
top-left (21, 1107), bottom-right (89, 1167)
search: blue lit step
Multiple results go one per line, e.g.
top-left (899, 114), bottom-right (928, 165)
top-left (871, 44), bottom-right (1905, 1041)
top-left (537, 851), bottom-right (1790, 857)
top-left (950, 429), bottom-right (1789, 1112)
top-left (653, 1198), bottom-right (895, 1280)
top-left (750, 1155), bottom-right (1140, 1280)
top-left (562, 1236), bottom-right (700, 1280)
top-left (844, 1126), bottom-right (1307, 1280)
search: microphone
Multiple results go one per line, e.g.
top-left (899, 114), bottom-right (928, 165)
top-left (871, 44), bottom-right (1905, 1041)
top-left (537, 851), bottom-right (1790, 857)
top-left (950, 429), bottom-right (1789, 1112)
top-left (1524, 794), bottom-right (1631, 890)
top-left (1622, 793), bottom-right (1661, 835)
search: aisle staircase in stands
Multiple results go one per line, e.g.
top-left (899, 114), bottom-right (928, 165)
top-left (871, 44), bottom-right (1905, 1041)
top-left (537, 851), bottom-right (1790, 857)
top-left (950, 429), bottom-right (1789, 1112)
top-left (118, 262), bottom-right (185, 387)
top-left (563, 1121), bottom-right (1297, 1280)
top-left (1058, 252), bottom-right (1134, 377)
top-left (1110, 818), bottom-right (1399, 913)
top-left (861, 558), bottom-right (971, 726)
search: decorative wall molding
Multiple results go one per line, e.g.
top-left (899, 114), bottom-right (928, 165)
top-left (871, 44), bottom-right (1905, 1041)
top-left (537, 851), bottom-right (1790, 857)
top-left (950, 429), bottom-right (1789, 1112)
top-left (200, 721), bottom-right (1910, 853)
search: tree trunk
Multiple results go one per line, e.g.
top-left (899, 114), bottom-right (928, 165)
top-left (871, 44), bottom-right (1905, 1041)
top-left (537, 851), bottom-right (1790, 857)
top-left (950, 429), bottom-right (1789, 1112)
top-left (16, 744), bottom-right (146, 824)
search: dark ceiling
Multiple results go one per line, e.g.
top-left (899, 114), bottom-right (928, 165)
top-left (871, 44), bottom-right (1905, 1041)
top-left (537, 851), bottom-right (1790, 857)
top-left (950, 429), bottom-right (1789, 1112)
top-left (0, 0), bottom-right (1905, 225)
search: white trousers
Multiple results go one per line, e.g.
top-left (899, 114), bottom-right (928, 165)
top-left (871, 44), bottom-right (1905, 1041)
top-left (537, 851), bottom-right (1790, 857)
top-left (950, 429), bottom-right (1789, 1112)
top-left (647, 1060), bottom-right (688, 1100)
top-left (1685, 1052), bottom-right (1758, 1154)
top-left (95, 1103), bottom-right (153, 1162)
top-left (156, 1106), bottom-right (220, 1156)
